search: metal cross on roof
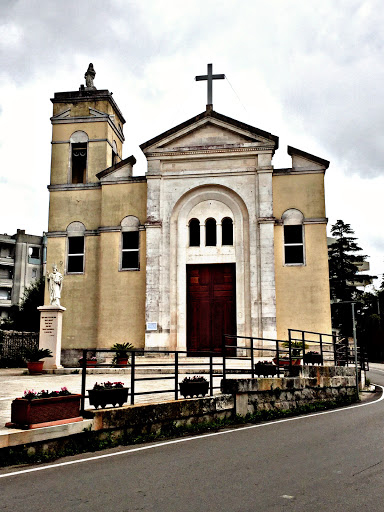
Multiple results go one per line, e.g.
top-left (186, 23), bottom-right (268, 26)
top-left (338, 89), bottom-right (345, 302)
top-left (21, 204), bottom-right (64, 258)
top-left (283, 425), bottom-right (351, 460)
top-left (195, 63), bottom-right (225, 107)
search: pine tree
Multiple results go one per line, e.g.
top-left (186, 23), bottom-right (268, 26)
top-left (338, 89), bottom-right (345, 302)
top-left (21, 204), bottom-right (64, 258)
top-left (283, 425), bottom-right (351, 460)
top-left (328, 220), bottom-right (366, 302)
top-left (328, 220), bottom-right (367, 338)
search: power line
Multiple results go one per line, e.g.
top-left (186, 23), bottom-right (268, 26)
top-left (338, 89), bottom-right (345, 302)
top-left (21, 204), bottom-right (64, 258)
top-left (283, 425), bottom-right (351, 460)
top-left (225, 76), bottom-right (248, 115)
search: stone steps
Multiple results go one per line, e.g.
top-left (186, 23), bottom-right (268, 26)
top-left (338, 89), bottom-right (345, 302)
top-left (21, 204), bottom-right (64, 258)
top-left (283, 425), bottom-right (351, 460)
top-left (47, 355), bottom-right (256, 375)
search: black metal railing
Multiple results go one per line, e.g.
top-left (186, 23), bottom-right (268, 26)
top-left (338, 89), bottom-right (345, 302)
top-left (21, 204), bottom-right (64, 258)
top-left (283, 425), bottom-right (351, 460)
top-left (0, 329), bottom-right (39, 366)
top-left (288, 329), bottom-right (369, 371)
top-left (79, 348), bottom-right (223, 414)
top-left (79, 329), bottom-right (369, 413)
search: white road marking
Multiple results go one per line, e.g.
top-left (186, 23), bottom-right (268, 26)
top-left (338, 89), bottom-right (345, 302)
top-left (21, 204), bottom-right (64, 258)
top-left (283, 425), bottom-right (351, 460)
top-left (1, 385), bottom-right (383, 479)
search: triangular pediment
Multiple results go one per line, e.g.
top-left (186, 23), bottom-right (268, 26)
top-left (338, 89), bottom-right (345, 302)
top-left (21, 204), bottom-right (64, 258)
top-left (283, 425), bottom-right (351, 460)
top-left (51, 108), bottom-right (71, 120)
top-left (140, 110), bottom-right (278, 154)
top-left (159, 121), bottom-right (260, 150)
top-left (96, 155), bottom-right (136, 182)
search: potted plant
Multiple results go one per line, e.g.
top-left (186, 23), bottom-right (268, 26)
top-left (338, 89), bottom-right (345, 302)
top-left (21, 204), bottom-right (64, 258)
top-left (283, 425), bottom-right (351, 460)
top-left (272, 356), bottom-right (302, 367)
top-left (7, 387), bottom-right (82, 429)
top-left (303, 351), bottom-right (323, 365)
top-left (23, 347), bottom-right (53, 374)
top-left (78, 355), bottom-right (98, 368)
top-left (282, 340), bottom-right (308, 357)
top-left (179, 376), bottom-right (209, 398)
top-left (254, 360), bottom-right (278, 377)
top-left (111, 342), bottom-right (134, 366)
top-left (88, 381), bottom-right (129, 409)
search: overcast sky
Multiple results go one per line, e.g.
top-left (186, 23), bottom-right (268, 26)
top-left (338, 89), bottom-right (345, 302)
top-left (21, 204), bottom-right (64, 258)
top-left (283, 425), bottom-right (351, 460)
top-left (1, 0), bottom-right (383, 288)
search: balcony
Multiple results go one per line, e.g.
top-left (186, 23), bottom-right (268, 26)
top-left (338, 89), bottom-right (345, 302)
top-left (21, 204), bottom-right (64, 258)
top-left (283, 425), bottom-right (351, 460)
top-left (0, 278), bottom-right (12, 288)
top-left (0, 299), bottom-right (11, 307)
top-left (0, 257), bottom-right (14, 266)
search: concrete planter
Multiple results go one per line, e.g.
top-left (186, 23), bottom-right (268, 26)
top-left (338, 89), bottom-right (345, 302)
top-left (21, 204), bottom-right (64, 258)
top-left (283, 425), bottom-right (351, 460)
top-left (273, 358), bottom-right (301, 366)
top-left (179, 381), bottom-right (209, 398)
top-left (9, 394), bottom-right (82, 429)
top-left (88, 388), bottom-right (129, 409)
top-left (303, 353), bottom-right (323, 365)
top-left (254, 363), bottom-right (278, 377)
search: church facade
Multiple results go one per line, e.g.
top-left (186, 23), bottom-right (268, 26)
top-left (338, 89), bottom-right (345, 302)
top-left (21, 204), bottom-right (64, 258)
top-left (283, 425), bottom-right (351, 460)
top-left (46, 74), bottom-right (332, 358)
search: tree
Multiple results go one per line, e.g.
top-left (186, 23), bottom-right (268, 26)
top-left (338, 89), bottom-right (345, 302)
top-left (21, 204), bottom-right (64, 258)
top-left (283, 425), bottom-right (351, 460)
top-left (0, 277), bottom-right (45, 332)
top-left (328, 220), bottom-right (383, 359)
top-left (329, 220), bottom-right (370, 340)
top-left (328, 220), bottom-right (366, 302)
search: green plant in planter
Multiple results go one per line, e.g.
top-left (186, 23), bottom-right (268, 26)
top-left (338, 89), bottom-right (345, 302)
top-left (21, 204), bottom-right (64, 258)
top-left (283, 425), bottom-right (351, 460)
top-left (282, 340), bottom-right (308, 357)
top-left (23, 347), bottom-right (53, 362)
top-left (111, 342), bottom-right (134, 365)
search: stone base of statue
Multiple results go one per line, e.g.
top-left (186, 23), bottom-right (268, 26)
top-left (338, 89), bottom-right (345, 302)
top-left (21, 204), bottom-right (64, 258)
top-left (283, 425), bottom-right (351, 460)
top-left (38, 305), bottom-right (66, 369)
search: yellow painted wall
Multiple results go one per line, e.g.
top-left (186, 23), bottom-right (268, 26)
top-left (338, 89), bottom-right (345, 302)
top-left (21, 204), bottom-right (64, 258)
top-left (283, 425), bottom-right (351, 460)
top-left (97, 182), bottom-right (147, 348)
top-left (52, 99), bottom-right (120, 119)
top-left (100, 182), bottom-right (146, 226)
top-left (46, 182), bottom-right (147, 350)
top-left (273, 172), bottom-right (332, 340)
top-left (273, 173), bottom-right (326, 219)
top-left (48, 189), bottom-right (102, 232)
top-left (97, 230), bottom-right (146, 348)
top-left (51, 123), bottom-right (110, 184)
top-left (45, 236), bottom-right (100, 348)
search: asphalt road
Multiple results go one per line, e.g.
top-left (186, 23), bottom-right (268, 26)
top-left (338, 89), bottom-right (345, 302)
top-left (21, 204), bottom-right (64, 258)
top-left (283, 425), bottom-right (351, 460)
top-left (1, 368), bottom-right (384, 512)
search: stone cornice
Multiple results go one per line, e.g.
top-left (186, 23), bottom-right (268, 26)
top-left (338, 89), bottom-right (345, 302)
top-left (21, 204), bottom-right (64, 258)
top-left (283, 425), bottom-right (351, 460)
top-left (274, 217), bottom-right (327, 225)
top-left (146, 145), bottom-right (274, 159)
top-left (273, 168), bottom-right (325, 176)
top-left (150, 169), bottom-right (257, 180)
top-left (48, 183), bottom-right (101, 191)
top-left (52, 138), bottom-right (115, 148)
top-left (46, 225), bottom-right (145, 237)
top-left (258, 217), bottom-right (275, 224)
top-left (51, 89), bottom-right (126, 124)
top-left (51, 116), bottom-right (125, 143)
top-left (48, 176), bottom-right (146, 191)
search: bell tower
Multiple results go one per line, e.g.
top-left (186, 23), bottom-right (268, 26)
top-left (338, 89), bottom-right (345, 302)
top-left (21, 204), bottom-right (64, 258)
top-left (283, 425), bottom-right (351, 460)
top-left (49, 64), bottom-right (125, 185)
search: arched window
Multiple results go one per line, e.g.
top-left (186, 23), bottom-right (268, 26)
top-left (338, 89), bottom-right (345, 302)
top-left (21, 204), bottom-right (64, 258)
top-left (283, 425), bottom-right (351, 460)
top-left (205, 218), bottom-right (217, 246)
top-left (282, 209), bottom-right (305, 265)
top-left (67, 221), bottom-right (86, 273)
top-left (189, 219), bottom-right (200, 247)
top-left (121, 216), bottom-right (140, 270)
top-left (222, 217), bottom-right (233, 246)
top-left (70, 131), bottom-right (88, 184)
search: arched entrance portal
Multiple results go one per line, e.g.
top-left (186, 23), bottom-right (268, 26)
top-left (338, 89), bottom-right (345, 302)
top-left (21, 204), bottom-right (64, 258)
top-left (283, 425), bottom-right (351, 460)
top-left (169, 185), bottom-right (251, 354)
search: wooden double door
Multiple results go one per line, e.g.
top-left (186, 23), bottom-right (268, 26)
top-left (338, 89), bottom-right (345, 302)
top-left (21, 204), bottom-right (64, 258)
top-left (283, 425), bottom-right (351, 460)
top-left (187, 263), bottom-right (236, 354)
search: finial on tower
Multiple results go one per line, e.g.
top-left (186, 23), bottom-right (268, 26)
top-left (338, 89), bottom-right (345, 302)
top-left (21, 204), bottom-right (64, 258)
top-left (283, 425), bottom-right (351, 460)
top-left (84, 63), bottom-right (96, 90)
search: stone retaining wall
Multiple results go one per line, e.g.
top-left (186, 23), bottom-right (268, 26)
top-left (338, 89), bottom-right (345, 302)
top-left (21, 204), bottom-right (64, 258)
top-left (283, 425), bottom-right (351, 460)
top-left (89, 394), bottom-right (234, 434)
top-left (221, 366), bottom-right (357, 416)
top-left (0, 366), bottom-right (359, 466)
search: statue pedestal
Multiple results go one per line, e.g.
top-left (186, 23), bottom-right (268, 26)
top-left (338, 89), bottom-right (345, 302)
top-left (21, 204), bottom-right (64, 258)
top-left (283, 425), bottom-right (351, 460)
top-left (38, 305), bottom-right (66, 369)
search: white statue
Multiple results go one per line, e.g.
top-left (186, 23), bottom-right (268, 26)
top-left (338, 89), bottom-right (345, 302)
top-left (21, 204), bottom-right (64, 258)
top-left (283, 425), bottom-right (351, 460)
top-left (48, 264), bottom-right (63, 306)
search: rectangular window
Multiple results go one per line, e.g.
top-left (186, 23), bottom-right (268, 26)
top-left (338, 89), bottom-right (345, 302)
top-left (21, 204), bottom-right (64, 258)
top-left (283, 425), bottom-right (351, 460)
top-left (67, 236), bottom-right (85, 273)
top-left (121, 231), bottom-right (139, 270)
top-left (284, 225), bottom-right (304, 264)
top-left (71, 143), bottom-right (87, 184)
top-left (28, 246), bottom-right (40, 264)
top-left (0, 289), bottom-right (11, 300)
